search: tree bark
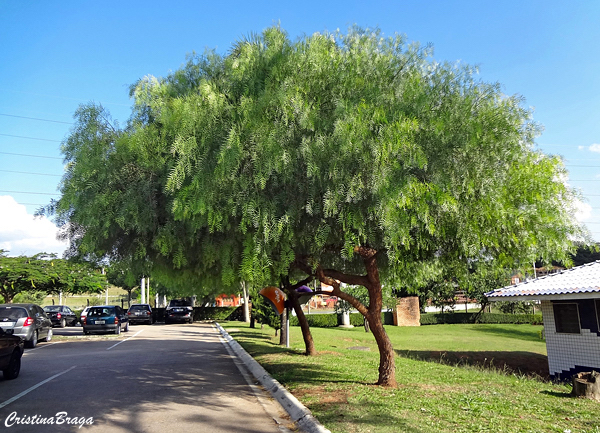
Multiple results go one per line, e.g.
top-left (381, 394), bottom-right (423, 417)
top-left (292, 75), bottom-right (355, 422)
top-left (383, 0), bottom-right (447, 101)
top-left (241, 281), bottom-right (250, 323)
top-left (310, 248), bottom-right (398, 387)
top-left (279, 308), bottom-right (287, 345)
top-left (288, 288), bottom-right (317, 356)
top-left (572, 371), bottom-right (600, 401)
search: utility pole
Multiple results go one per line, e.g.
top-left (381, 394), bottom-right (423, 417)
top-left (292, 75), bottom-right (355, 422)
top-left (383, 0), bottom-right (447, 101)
top-left (141, 277), bottom-right (145, 304)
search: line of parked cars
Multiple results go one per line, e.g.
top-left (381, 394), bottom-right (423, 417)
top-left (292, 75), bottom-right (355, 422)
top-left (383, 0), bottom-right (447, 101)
top-left (0, 299), bottom-right (194, 380)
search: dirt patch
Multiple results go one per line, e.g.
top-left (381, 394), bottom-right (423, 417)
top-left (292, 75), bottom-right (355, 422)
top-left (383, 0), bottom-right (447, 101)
top-left (294, 385), bottom-right (349, 407)
top-left (317, 350), bottom-right (343, 356)
top-left (397, 349), bottom-right (549, 379)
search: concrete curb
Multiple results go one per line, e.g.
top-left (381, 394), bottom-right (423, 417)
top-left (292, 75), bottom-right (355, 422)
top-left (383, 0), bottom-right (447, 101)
top-left (215, 323), bottom-right (331, 433)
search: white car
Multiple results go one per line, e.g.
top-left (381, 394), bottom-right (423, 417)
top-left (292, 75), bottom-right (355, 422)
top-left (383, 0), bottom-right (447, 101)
top-left (79, 307), bottom-right (91, 326)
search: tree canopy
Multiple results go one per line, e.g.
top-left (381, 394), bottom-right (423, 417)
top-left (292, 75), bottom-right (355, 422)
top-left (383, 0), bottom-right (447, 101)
top-left (46, 26), bottom-right (587, 386)
top-left (0, 251), bottom-right (107, 303)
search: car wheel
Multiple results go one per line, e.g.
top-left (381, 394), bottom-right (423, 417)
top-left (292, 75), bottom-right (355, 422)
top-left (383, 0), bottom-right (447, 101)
top-left (124, 322), bottom-right (129, 332)
top-left (114, 325), bottom-right (121, 335)
top-left (59, 318), bottom-right (66, 328)
top-left (26, 330), bottom-right (38, 348)
top-left (2, 350), bottom-right (21, 380)
top-left (44, 328), bottom-right (53, 342)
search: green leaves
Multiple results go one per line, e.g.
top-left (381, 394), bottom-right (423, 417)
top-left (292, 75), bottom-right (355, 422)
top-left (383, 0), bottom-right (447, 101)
top-left (42, 24), bottom-right (586, 303)
top-left (0, 254), bottom-right (107, 303)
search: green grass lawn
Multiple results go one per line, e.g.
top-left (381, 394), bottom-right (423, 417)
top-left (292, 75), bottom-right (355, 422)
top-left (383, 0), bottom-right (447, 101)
top-left (221, 321), bottom-right (600, 433)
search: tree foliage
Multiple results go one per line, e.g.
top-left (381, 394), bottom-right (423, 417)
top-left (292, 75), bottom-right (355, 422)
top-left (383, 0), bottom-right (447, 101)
top-left (0, 251), bottom-right (107, 303)
top-left (45, 25), bottom-right (587, 386)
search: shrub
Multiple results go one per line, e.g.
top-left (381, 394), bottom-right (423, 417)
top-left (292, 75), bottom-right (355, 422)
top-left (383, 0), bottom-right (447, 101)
top-left (290, 311), bottom-right (396, 328)
top-left (420, 312), bottom-right (543, 325)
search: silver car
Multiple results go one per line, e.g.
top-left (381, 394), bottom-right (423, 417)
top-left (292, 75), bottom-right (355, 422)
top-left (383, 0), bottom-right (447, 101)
top-left (0, 304), bottom-right (53, 348)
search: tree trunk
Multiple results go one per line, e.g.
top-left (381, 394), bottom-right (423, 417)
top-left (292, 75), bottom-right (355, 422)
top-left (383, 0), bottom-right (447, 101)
top-left (241, 281), bottom-right (250, 323)
top-left (362, 249), bottom-right (397, 387)
top-left (279, 308), bottom-right (287, 345)
top-left (303, 247), bottom-right (398, 387)
top-left (572, 371), bottom-right (600, 401)
top-left (289, 291), bottom-right (317, 356)
top-left (367, 310), bottom-right (397, 387)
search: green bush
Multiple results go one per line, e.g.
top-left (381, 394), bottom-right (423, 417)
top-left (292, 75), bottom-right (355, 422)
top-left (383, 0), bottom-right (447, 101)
top-left (289, 312), bottom-right (542, 328)
top-left (194, 307), bottom-right (238, 320)
top-left (290, 314), bottom-right (338, 328)
top-left (420, 312), bottom-right (543, 325)
top-left (290, 311), bottom-right (395, 328)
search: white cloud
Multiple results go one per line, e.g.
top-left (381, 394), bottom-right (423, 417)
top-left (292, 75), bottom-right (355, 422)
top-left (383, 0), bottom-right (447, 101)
top-left (0, 196), bottom-right (68, 257)
top-left (575, 200), bottom-right (592, 222)
top-left (588, 143), bottom-right (600, 153)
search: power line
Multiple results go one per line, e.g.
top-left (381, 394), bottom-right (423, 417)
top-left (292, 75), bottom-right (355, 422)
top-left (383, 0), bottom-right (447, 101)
top-left (0, 190), bottom-right (57, 196)
top-left (0, 133), bottom-right (61, 142)
top-left (13, 202), bottom-right (51, 206)
top-left (0, 151), bottom-right (62, 160)
top-left (0, 113), bottom-right (73, 125)
top-left (0, 169), bottom-right (61, 177)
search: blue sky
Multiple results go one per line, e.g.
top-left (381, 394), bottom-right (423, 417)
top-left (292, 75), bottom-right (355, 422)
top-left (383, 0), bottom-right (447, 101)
top-left (1, 0), bottom-right (599, 257)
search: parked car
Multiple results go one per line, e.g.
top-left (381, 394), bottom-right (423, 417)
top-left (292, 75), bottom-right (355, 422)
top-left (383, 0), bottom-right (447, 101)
top-left (165, 299), bottom-right (194, 324)
top-left (0, 303), bottom-right (53, 348)
top-left (0, 328), bottom-right (24, 380)
top-left (79, 306), bottom-right (91, 325)
top-left (127, 304), bottom-right (153, 325)
top-left (82, 306), bottom-right (129, 335)
top-left (43, 305), bottom-right (78, 328)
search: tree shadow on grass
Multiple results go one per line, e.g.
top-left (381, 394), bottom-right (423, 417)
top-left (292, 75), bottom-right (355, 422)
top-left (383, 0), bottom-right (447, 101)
top-left (469, 325), bottom-right (544, 343)
top-left (396, 349), bottom-right (550, 380)
top-left (540, 389), bottom-right (573, 398)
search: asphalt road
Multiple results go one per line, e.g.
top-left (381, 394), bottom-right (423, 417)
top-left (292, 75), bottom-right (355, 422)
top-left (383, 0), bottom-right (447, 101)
top-left (0, 323), bottom-right (292, 433)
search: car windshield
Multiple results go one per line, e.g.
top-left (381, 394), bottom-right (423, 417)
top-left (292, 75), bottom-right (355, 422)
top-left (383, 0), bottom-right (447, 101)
top-left (44, 306), bottom-right (62, 312)
top-left (88, 307), bottom-right (114, 317)
top-left (169, 300), bottom-right (191, 307)
top-left (0, 307), bottom-right (28, 321)
top-left (129, 305), bottom-right (149, 312)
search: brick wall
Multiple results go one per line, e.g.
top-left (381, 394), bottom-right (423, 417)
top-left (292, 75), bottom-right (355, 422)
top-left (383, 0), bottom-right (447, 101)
top-left (393, 297), bottom-right (420, 327)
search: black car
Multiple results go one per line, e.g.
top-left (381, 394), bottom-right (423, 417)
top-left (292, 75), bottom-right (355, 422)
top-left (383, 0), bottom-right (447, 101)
top-left (0, 327), bottom-right (24, 380)
top-left (127, 304), bottom-right (153, 325)
top-left (165, 299), bottom-right (194, 324)
top-left (43, 305), bottom-right (78, 328)
top-left (82, 306), bottom-right (129, 335)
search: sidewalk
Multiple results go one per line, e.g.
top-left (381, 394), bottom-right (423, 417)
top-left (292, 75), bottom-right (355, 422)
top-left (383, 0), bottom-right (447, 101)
top-left (215, 323), bottom-right (331, 433)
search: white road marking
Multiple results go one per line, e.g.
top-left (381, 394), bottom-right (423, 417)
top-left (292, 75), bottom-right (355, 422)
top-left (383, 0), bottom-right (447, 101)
top-left (0, 366), bottom-right (77, 409)
top-left (106, 329), bottom-right (144, 350)
top-left (23, 341), bottom-right (60, 353)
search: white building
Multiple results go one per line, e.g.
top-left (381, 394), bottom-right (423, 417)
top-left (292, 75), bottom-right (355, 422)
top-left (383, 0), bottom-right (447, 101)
top-left (486, 261), bottom-right (600, 381)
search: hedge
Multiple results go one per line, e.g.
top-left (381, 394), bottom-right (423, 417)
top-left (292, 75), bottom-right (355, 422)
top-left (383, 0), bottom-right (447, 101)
top-left (290, 312), bottom-right (394, 328)
top-left (288, 311), bottom-right (543, 327)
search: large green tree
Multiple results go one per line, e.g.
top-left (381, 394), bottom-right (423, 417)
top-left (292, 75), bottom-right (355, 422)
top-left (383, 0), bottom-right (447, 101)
top-left (47, 26), bottom-right (586, 387)
top-left (159, 27), bottom-right (586, 386)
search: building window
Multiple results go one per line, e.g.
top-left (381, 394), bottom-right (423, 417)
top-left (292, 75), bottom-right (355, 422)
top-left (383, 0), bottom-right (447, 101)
top-left (553, 303), bottom-right (581, 334)
top-left (596, 300), bottom-right (600, 332)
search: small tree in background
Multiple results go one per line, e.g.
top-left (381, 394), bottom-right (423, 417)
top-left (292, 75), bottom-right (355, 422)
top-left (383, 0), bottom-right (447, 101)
top-left (251, 294), bottom-right (281, 335)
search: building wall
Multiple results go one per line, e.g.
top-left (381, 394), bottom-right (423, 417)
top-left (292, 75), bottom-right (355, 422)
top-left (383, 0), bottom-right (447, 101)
top-left (541, 299), bottom-right (600, 380)
top-left (215, 294), bottom-right (241, 307)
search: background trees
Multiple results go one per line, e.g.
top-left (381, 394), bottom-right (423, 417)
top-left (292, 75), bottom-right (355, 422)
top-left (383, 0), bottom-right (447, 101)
top-left (46, 26), bottom-right (587, 387)
top-left (0, 251), bottom-right (107, 303)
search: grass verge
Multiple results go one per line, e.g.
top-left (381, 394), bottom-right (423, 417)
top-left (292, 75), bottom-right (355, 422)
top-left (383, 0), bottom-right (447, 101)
top-left (221, 321), bottom-right (600, 433)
